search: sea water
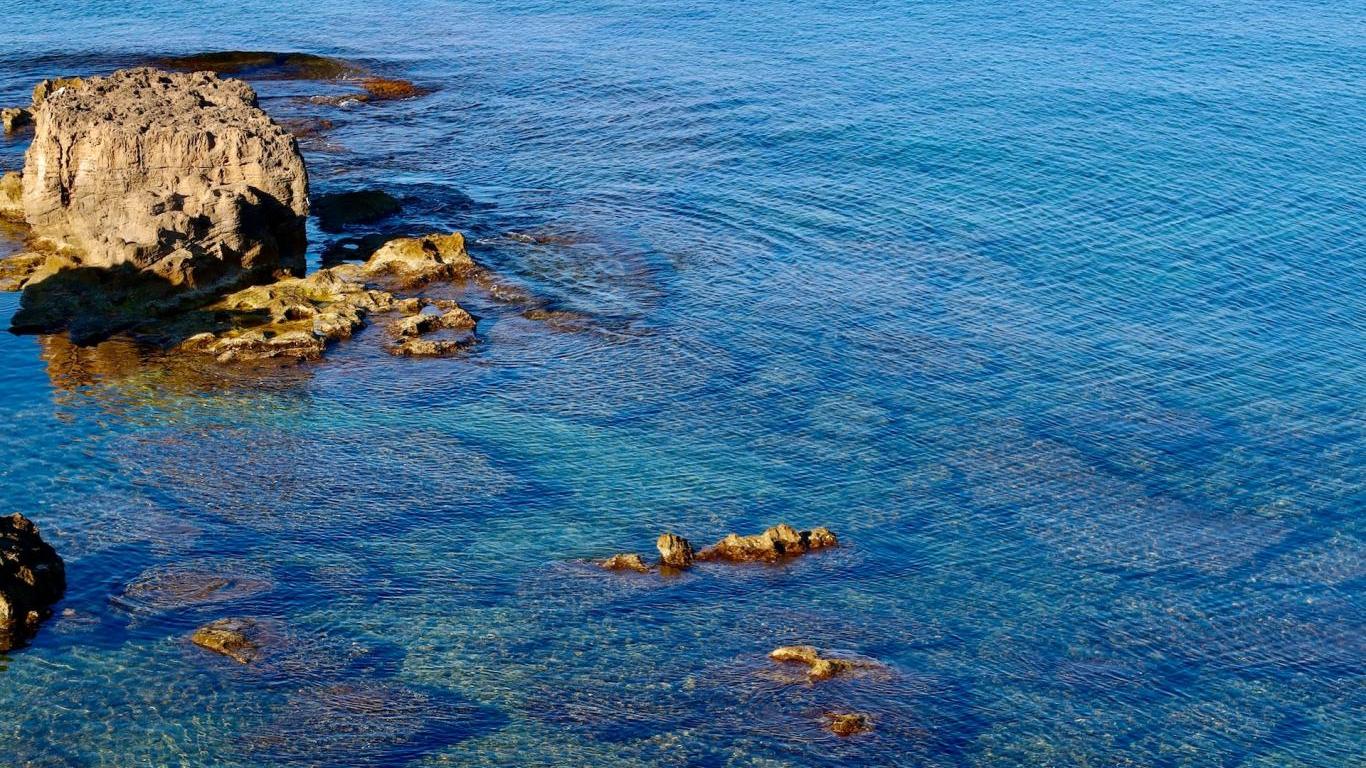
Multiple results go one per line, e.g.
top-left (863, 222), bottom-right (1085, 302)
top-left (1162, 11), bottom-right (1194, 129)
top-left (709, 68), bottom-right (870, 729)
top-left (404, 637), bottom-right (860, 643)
top-left (0, 0), bottom-right (1362, 765)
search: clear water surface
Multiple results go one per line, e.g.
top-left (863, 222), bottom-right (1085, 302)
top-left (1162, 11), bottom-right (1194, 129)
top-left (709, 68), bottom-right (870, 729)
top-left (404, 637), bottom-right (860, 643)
top-left (0, 0), bottom-right (1362, 765)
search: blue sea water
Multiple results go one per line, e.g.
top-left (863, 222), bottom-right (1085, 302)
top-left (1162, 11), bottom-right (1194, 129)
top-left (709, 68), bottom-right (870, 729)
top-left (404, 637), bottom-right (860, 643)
top-left (0, 0), bottom-right (1363, 765)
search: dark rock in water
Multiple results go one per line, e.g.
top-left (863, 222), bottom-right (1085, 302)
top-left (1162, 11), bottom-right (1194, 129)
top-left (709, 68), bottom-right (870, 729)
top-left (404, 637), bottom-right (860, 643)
top-left (388, 302), bottom-right (477, 358)
top-left (1, 107), bottom-right (31, 134)
top-left (191, 617), bottom-right (263, 664)
top-left (656, 532), bottom-right (696, 569)
top-left (600, 553), bottom-right (651, 573)
top-left (14, 68), bottom-right (308, 339)
top-left (825, 712), bottom-right (873, 736)
top-left (698, 523), bottom-right (838, 563)
top-left (769, 645), bottom-right (885, 681)
top-left (277, 116), bottom-right (335, 140)
top-left (153, 51), bottom-right (361, 81)
top-left (313, 190), bottom-right (402, 232)
top-left (0, 513), bottom-right (66, 652)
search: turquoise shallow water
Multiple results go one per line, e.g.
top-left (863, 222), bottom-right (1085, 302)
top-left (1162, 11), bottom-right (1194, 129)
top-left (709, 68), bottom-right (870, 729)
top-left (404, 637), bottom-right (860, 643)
top-left (1, 0), bottom-right (1364, 765)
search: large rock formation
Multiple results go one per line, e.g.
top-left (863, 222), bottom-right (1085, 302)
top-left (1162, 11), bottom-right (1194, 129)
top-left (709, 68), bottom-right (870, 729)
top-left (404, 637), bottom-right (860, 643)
top-left (697, 523), bottom-right (837, 563)
top-left (0, 513), bottom-right (66, 651)
top-left (13, 67), bottom-right (308, 336)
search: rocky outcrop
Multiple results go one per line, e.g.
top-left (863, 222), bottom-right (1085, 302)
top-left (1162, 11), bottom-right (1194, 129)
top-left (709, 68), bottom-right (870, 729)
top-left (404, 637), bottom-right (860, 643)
top-left (768, 645), bottom-right (883, 681)
top-left (14, 68), bottom-right (308, 335)
top-left (824, 712), bottom-right (872, 736)
top-left (0, 513), bottom-right (66, 651)
top-left (30, 77), bottom-right (84, 108)
top-left (697, 524), bottom-right (837, 563)
top-left (171, 233), bottom-right (479, 363)
top-left (1, 107), bottom-right (30, 134)
top-left (191, 617), bottom-right (263, 663)
top-left (656, 532), bottom-right (696, 569)
top-left (362, 232), bottom-right (475, 287)
top-left (153, 51), bottom-right (360, 81)
top-left (599, 553), bottom-right (650, 573)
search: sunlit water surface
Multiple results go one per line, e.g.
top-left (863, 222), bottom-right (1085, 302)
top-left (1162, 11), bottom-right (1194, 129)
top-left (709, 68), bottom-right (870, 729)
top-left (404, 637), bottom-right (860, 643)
top-left (0, 0), bottom-right (1363, 765)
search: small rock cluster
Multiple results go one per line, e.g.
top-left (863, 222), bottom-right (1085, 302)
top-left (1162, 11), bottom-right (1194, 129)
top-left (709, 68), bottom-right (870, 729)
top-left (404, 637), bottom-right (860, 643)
top-left (0, 513), bottom-right (66, 652)
top-left (600, 523), bottom-right (839, 573)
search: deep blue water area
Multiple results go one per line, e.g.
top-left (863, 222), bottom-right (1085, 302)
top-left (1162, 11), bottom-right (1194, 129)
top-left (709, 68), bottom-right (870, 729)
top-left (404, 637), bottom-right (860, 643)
top-left (0, 0), bottom-right (1362, 765)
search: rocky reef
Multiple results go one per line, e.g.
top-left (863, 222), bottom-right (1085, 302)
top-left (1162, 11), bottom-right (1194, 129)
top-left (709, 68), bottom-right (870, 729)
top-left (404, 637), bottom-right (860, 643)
top-left (9, 68), bottom-right (308, 338)
top-left (655, 532), bottom-right (697, 569)
top-left (825, 712), bottom-right (873, 736)
top-left (0, 513), bottom-right (66, 651)
top-left (697, 523), bottom-right (838, 563)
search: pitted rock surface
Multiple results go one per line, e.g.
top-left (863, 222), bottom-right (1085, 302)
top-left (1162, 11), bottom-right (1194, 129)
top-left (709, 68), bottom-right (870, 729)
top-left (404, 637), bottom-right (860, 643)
top-left (20, 68), bottom-right (307, 292)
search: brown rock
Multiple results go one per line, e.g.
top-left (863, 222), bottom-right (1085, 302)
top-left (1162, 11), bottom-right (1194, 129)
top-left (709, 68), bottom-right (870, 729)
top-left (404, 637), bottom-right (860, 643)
top-left (30, 77), bottom-right (83, 108)
top-left (1, 107), bottom-right (31, 134)
top-left (697, 523), bottom-right (837, 563)
top-left (362, 232), bottom-right (474, 287)
top-left (191, 617), bottom-right (262, 664)
top-left (825, 712), bottom-right (872, 736)
top-left (0, 513), bottom-right (66, 652)
top-left (656, 532), bottom-right (695, 569)
top-left (359, 77), bottom-right (427, 101)
top-left (599, 553), bottom-right (650, 573)
top-left (14, 68), bottom-right (308, 336)
top-left (0, 171), bottom-right (23, 222)
top-left (768, 645), bottom-right (882, 681)
top-left (152, 51), bottom-right (361, 81)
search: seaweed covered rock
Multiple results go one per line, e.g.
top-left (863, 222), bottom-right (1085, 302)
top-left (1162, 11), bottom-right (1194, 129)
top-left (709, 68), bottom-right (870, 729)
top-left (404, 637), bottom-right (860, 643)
top-left (191, 617), bottom-right (264, 664)
top-left (698, 523), bottom-right (837, 563)
top-left (656, 532), bottom-right (696, 569)
top-left (0, 513), bottom-right (66, 651)
top-left (14, 68), bottom-right (308, 335)
top-left (153, 51), bottom-right (361, 81)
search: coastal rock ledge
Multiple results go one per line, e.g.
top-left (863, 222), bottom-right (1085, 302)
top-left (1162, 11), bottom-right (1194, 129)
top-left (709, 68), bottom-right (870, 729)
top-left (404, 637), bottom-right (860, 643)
top-left (13, 67), bottom-right (308, 335)
top-left (0, 513), bottom-right (66, 651)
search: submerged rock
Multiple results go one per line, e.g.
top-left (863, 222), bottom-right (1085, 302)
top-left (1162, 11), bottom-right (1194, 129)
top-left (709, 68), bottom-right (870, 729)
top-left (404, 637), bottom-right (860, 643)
top-left (116, 565), bottom-right (271, 613)
top-left (14, 67), bottom-right (308, 336)
top-left (191, 617), bottom-right (263, 663)
top-left (1, 107), bottom-right (30, 134)
top-left (153, 51), bottom-right (361, 81)
top-left (697, 523), bottom-right (838, 563)
top-left (768, 645), bottom-right (883, 681)
top-left (312, 189), bottom-right (401, 232)
top-left (0, 513), bottom-right (66, 652)
top-left (321, 233), bottom-right (391, 265)
top-left (599, 553), bottom-right (651, 573)
top-left (656, 532), bottom-right (696, 569)
top-left (825, 712), bottom-right (873, 736)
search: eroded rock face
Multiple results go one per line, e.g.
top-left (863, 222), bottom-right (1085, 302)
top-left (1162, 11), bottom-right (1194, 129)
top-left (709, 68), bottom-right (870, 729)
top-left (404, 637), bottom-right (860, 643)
top-left (656, 532), bottom-right (696, 569)
top-left (16, 68), bottom-right (308, 333)
top-left (697, 523), bottom-right (838, 563)
top-left (0, 513), bottom-right (66, 651)
top-left (0, 171), bottom-right (23, 221)
top-left (363, 232), bottom-right (474, 287)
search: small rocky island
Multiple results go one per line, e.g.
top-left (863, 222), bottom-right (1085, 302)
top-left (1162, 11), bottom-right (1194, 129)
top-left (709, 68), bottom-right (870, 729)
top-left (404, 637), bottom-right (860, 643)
top-left (0, 65), bottom-right (485, 361)
top-left (0, 514), bottom-right (65, 651)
